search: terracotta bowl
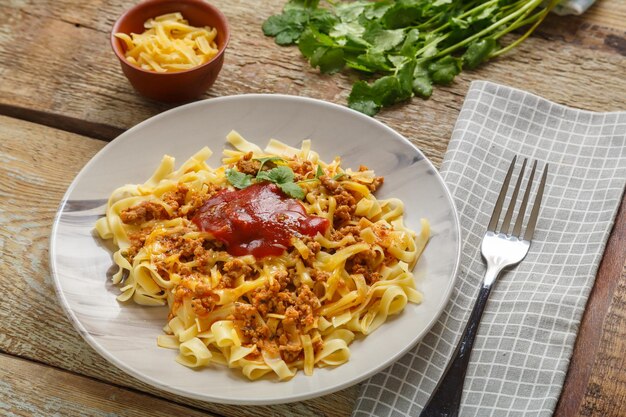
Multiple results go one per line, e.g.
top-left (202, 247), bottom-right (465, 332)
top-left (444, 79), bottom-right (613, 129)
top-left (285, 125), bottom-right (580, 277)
top-left (111, 0), bottom-right (230, 102)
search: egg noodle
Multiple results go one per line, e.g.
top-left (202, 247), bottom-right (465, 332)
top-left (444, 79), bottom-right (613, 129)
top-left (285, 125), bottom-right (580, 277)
top-left (95, 131), bottom-right (429, 380)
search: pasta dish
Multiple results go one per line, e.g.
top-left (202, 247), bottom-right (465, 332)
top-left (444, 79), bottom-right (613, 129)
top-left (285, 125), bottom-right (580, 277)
top-left (95, 131), bottom-right (429, 380)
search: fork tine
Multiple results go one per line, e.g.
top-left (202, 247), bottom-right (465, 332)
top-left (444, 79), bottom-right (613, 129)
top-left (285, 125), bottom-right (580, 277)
top-left (523, 163), bottom-right (548, 241)
top-left (512, 160), bottom-right (537, 237)
top-left (488, 156), bottom-right (517, 232)
top-left (501, 158), bottom-right (527, 234)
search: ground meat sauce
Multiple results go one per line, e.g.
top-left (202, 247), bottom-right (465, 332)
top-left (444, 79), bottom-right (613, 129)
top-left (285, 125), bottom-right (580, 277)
top-left (191, 182), bottom-right (329, 258)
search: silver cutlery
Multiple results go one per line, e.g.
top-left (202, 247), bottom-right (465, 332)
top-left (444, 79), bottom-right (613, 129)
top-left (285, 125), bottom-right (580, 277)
top-left (420, 156), bottom-right (548, 417)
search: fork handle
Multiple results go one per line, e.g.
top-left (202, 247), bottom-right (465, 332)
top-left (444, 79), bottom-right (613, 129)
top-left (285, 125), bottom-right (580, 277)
top-left (419, 283), bottom-right (494, 417)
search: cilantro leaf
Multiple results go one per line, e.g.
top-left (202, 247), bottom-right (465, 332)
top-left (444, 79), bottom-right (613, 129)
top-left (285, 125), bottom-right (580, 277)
top-left (278, 182), bottom-right (306, 199)
top-left (397, 60), bottom-right (416, 101)
top-left (256, 166), bottom-right (294, 184)
top-left (262, 15), bottom-right (291, 37)
top-left (348, 80), bottom-right (380, 116)
top-left (363, 27), bottom-right (405, 54)
top-left (329, 21), bottom-right (365, 39)
top-left (256, 166), bottom-right (305, 199)
top-left (382, 4), bottom-right (421, 29)
top-left (336, 2), bottom-right (367, 22)
top-left (352, 52), bottom-right (391, 72)
top-left (254, 156), bottom-right (284, 171)
top-left (364, 2), bottom-right (393, 20)
top-left (316, 164), bottom-right (324, 178)
top-left (399, 29), bottom-right (420, 58)
top-left (462, 38), bottom-right (497, 69)
top-left (275, 29), bottom-right (303, 45)
top-left (262, 9), bottom-right (310, 46)
top-left (310, 9), bottom-right (339, 34)
top-left (348, 73), bottom-right (411, 116)
top-left (413, 62), bottom-right (433, 98)
top-left (298, 27), bottom-right (336, 58)
top-left (226, 169), bottom-right (253, 189)
top-left (428, 56), bottom-right (462, 85)
top-left (283, 0), bottom-right (320, 11)
top-left (312, 47), bottom-right (345, 74)
top-left (372, 75), bottom-right (403, 107)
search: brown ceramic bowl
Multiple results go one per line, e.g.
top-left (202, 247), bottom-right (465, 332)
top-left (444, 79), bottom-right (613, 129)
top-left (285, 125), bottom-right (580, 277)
top-left (111, 0), bottom-right (230, 102)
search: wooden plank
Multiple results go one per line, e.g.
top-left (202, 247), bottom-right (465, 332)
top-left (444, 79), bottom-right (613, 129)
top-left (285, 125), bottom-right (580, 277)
top-left (0, 115), bottom-right (357, 417)
top-left (0, 352), bottom-right (219, 417)
top-left (578, 264), bottom-right (626, 417)
top-left (0, 0), bottom-right (625, 162)
top-left (555, 197), bottom-right (626, 417)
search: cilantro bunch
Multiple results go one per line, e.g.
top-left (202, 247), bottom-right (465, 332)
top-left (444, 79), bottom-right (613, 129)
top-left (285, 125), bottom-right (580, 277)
top-left (263, 0), bottom-right (559, 116)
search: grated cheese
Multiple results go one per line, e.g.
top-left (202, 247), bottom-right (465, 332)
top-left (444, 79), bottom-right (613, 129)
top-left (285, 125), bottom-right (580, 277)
top-left (115, 12), bottom-right (219, 73)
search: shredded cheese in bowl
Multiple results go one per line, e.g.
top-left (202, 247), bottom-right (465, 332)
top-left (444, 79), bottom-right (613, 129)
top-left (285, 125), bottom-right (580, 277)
top-left (114, 12), bottom-right (219, 73)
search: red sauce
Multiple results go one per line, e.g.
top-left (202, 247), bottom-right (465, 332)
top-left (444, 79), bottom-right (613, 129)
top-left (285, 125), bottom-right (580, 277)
top-left (192, 182), bottom-right (329, 258)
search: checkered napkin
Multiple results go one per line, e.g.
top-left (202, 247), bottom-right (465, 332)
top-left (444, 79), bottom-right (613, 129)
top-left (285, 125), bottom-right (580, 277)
top-left (353, 81), bottom-right (626, 417)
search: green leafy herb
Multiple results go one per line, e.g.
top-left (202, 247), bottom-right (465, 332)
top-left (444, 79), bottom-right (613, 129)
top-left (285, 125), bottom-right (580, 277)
top-left (225, 169), bottom-right (253, 189)
top-left (254, 156), bottom-right (284, 171)
top-left (316, 164), bottom-right (324, 178)
top-left (332, 172), bottom-right (347, 180)
top-left (256, 166), bottom-right (305, 199)
top-left (277, 182), bottom-right (306, 199)
top-left (462, 37), bottom-right (497, 69)
top-left (412, 62), bottom-right (433, 98)
top-left (428, 56), bottom-right (462, 85)
top-left (264, 0), bottom-right (559, 115)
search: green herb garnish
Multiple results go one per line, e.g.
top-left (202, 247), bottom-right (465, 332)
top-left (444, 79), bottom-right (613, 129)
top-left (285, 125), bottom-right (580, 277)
top-left (263, 0), bottom-right (559, 116)
top-left (257, 166), bottom-right (306, 199)
top-left (226, 157), bottom-right (308, 199)
top-left (225, 168), bottom-right (253, 189)
top-left (254, 156), bottom-right (285, 171)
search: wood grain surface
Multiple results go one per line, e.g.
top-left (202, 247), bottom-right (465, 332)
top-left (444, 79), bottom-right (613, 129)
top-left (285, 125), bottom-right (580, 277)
top-left (0, 353), bottom-right (220, 417)
top-left (1, 0), bottom-right (626, 415)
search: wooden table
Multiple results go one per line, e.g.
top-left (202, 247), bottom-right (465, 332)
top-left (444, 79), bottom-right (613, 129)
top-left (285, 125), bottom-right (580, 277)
top-left (1, 1), bottom-right (625, 415)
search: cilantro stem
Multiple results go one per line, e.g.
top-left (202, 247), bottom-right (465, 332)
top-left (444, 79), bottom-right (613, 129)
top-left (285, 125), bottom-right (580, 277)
top-left (491, 0), bottom-right (559, 57)
top-left (430, 0), bottom-right (498, 35)
top-left (458, 0), bottom-right (499, 20)
top-left (492, 8), bottom-right (541, 40)
top-left (432, 0), bottom-right (544, 59)
top-left (413, 33), bottom-right (450, 60)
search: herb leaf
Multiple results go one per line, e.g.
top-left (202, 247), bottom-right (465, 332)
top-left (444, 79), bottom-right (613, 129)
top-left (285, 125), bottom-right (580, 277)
top-left (256, 166), bottom-right (306, 199)
top-left (413, 62), bottom-right (433, 98)
top-left (255, 156), bottom-right (284, 171)
top-left (347, 80), bottom-right (381, 116)
top-left (278, 182), bottom-right (306, 199)
top-left (463, 38), bottom-right (498, 69)
top-left (262, 9), bottom-right (310, 45)
top-left (316, 164), bottom-right (324, 178)
top-left (226, 169), bottom-right (253, 189)
top-left (257, 166), bottom-right (294, 184)
top-left (428, 56), bottom-right (462, 85)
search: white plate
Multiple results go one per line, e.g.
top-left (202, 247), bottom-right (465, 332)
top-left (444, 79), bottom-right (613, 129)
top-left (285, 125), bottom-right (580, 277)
top-left (50, 95), bottom-right (461, 405)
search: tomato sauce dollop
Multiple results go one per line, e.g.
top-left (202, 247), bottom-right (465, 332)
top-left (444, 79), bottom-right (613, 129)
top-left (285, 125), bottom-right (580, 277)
top-left (192, 182), bottom-right (329, 258)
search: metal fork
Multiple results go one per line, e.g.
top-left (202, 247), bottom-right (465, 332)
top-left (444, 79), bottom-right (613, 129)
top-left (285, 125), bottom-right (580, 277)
top-left (420, 156), bottom-right (548, 417)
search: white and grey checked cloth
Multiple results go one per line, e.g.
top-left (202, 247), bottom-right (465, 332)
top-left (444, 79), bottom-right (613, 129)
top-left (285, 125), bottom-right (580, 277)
top-left (353, 81), bottom-right (626, 417)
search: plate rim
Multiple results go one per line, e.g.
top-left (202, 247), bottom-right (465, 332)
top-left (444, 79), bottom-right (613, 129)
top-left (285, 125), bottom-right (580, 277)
top-left (49, 93), bottom-right (461, 405)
